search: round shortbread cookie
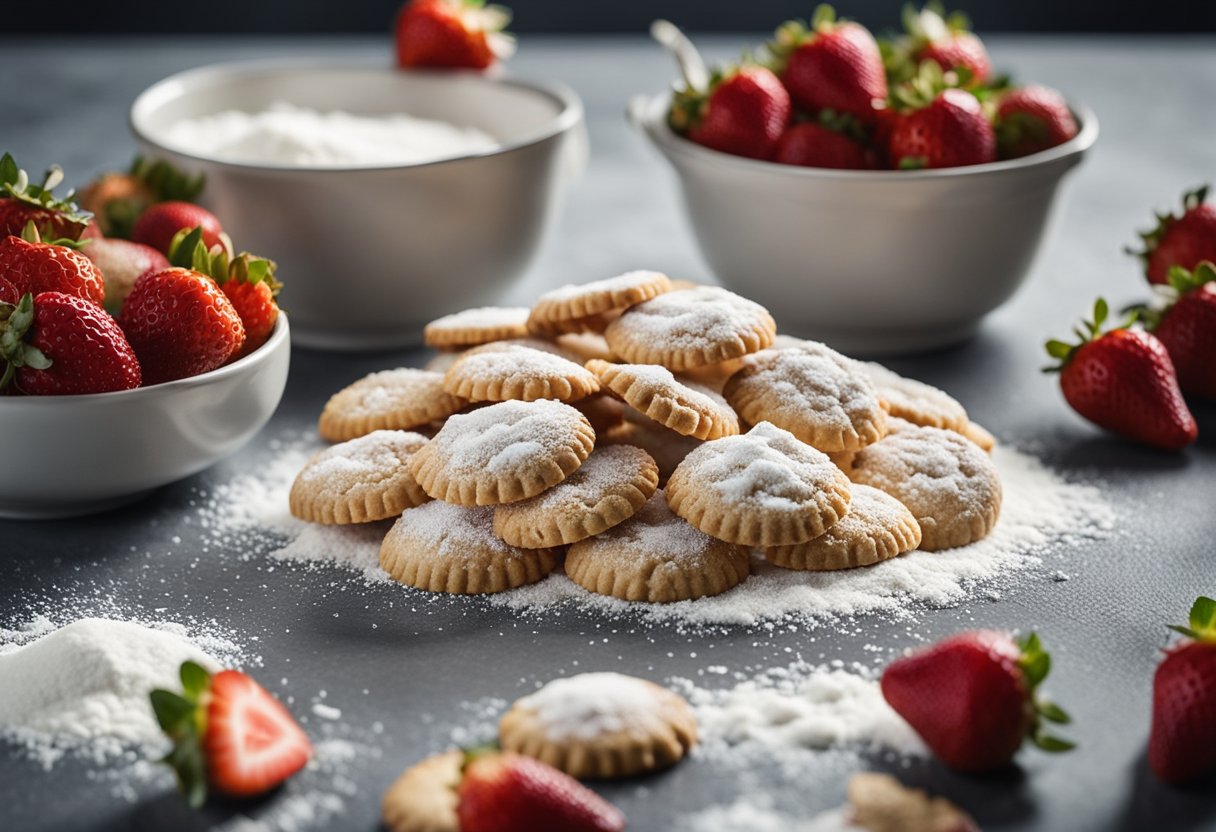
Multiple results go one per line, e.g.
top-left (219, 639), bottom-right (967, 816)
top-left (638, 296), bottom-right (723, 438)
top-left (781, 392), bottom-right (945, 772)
top-left (493, 445), bottom-right (659, 549)
top-left (289, 430), bottom-right (431, 524)
top-left (464, 337), bottom-right (584, 362)
top-left (409, 399), bottom-right (596, 505)
top-left (764, 484), bottom-right (921, 571)
top-left (665, 421), bottom-right (853, 547)
top-left (528, 270), bottom-right (673, 336)
top-left (603, 287), bottom-right (777, 370)
top-left (847, 772), bottom-right (980, 832)
top-left (564, 490), bottom-right (750, 603)
top-left (423, 306), bottom-right (530, 348)
top-left (857, 361), bottom-right (970, 433)
top-left (443, 344), bottom-right (600, 403)
top-left (319, 369), bottom-right (466, 442)
top-left (381, 751), bottom-right (461, 832)
top-left (572, 393), bottom-right (625, 434)
top-left (847, 424), bottom-right (1002, 551)
top-left (723, 343), bottom-right (887, 453)
top-left (587, 359), bottom-right (740, 440)
top-left (380, 501), bottom-right (560, 594)
top-left (599, 409), bottom-right (703, 485)
top-left (961, 420), bottom-right (997, 452)
top-left (499, 671), bottom-right (697, 779)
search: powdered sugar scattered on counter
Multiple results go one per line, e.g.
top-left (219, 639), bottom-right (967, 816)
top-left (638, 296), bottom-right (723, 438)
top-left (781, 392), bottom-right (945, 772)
top-left (678, 798), bottom-right (852, 832)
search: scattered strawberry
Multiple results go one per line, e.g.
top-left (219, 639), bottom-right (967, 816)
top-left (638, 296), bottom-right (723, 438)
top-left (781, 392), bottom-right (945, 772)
top-left (1044, 298), bottom-right (1197, 450)
top-left (768, 5), bottom-right (887, 123)
top-left (775, 121), bottom-right (873, 170)
top-left (457, 749), bottom-right (626, 832)
top-left (131, 200), bottom-right (226, 257)
top-left (882, 630), bottom-right (1074, 773)
top-left (670, 64), bottom-right (791, 161)
top-left (0, 291), bottom-right (141, 395)
top-left (1132, 186), bottom-right (1216, 286)
top-left (151, 661), bottom-right (312, 807)
top-left (903, 4), bottom-right (991, 84)
top-left (1149, 596), bottom-right (1216, 785)
top-left (395, 0), bottom-right (515, 70)
top-left (887, 81), bottom-right (995, 169)
top-left (0, 153), bottom-right (92, 241)
top-left (82, 237), bottom-right (171, 316)
top-left (995, 85), bottom-right (1078, 159)
top-left (1142, 262), bottom-right (1216, 400)
top-left (0, 222), bottom-right (106, 307)
top-left (78, 156), bottom-right (205, 239)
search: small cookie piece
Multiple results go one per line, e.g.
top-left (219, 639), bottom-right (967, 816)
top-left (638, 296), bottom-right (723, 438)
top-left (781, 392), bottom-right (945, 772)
top-left (493, 445), bottom-right (659, 549)
top-left (565, 490), bottom-right (750, 603)
top-left (528, 271), bottom-right (672, 336)
top-left (319, 369), bottom-right (466, 442)
top-left (848, 772), bottom-right (981, 832)
top-left (848, 424), bottom-right (1002, 551)
top-left (604, 287), bottom-right (776, 370)
top-left (443, 345), bottom-right (600, 403)
top-left (499, 672), bottom-right (697, 779)
top-left (381, 501), bottom-right (560, 593)
top-left (764, 484), bottom-right (921, 571)
top-left (961, 420), bottom-right (996, 452)
top-left (666, 421), bottom-right (852, 546)
top-left (724, 343), bottom-right (887, 453)
top-left (381, 751), bottom-right (461, 832)
top-left (410, 399), bottom-right (596, 505)
top-left (600, 409), bottom-right (702, 486)
top-left (587, 359), bottom-right (740, 440)
top-left (289, 430), bottom-right (431, 524)
top-left (858, 361), bottom-right (970, 433)
top-left (572, 393), bottom-right (625, 434)
top-left (423, 307), bottom-right (530, 348)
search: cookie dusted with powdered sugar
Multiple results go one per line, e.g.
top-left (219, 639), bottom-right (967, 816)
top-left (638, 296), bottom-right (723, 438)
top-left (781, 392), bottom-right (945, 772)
top-left (290, 430), bottom-right (431, 524)
top-left (423, 306), bottom-right (530, 349)
top-left (587, 359), bottom-right (740, 440)
top-left (319, 368), bottom-right (466, 442)
top-left (527, 270), bottom-right (672, 336)
top-left (443, 344), bottom-right (600, 403)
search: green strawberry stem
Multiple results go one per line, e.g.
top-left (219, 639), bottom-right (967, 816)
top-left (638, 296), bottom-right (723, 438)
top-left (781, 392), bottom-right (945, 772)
top-left (150, 660), bottom-right (215, 808)
top-left (129, 156), bottom-right (206, 204)
top-left (1127, 184), bottom-right (1211, 265)
top-left (1015, 631), bottom-right (1076, 753)
top-left (1167, 595), bottom-right (1216, 642)
top-left (0, 153), bottom-right (91, 226)
top-left (168, 226), bottom-right (279, 295)
top-left (19, 219), bottom-right (84, 250)
top-left (0, 293), bottom-right (53, 390)
top-left (1043, 297), bottom-right (1139, 373)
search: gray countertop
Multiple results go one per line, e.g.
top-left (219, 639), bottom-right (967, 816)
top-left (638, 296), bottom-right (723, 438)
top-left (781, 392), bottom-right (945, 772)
top-left (2, 34), bottom-right (1216, 832)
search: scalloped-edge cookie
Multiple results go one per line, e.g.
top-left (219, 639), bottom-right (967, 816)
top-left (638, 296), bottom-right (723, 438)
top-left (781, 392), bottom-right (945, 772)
top-left (499, 672), bottom-right (697, 779)
top-left (665, 421), bottom-right (852, 546)
top-left (857, 361), bottom-right (970, 433)
top-left (443, 344), bottom-right (600, 403)
top-left (493, 445), bottom-right (659, 549)
top-left (381, 750), bottom-right (461, 832)
top-left (380, 501), bottom-right (560, 594)
top-left (565, 490), bottom-right (750, 603)
top-left (764, 484), bottom-right (921, 571)
top-left (423, 306), bottom-right (530, 349)
top-left (319, 368), bottom-right (467, 442)
top-left (587, 359), bottom-right (740, 440)
top-left (409, 399), bottom-right (596, 505)
top-left (289, 430), bottom-right (431, 524)
top-left (528, 270), bottom-right (672, 336)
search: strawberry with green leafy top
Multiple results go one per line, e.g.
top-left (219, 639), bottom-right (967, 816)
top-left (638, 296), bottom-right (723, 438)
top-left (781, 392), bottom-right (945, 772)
top-left (395, 0), bottom-right (515, 70)
top-left (1139, 262), bottom-right (1216, 400)
top-left (0, 222), bottom-right (106, 307)
top-left (995, 85), bottom-right (1078, 159)
top-left (1131, 186), bottom-right (1216, 286)
top-left (670, 64), bottom-right (792, 160)
top-left (1150, 596), bottom-right (1216, 785)
top-left (903, 3), bottom-right (991, 85)
top-left (886, 63), bottom-right (995, 169)
top-left (78, 156), bottom-right (205, 239)
top-left (0, 153), bottom-right (92, 241)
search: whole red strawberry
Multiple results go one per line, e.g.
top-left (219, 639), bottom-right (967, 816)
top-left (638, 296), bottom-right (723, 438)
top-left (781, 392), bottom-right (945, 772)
top-left (0, 292), bottom-right (141, 395)
top-left (132, 200), bottom-right (226, 257)
top-left (670, 64), bottom-right (791, 160)
top-left (1045, 298), bottom-right (1197, 450)
top-left (78, 156), bottom-right (205, 239)
top-left (0, 223), bottom-right (106, 307)
top-left (995, 85), bottom-right (1078, 159)
top-left (119, 267), bottom-right (245, 384)
top-left (1133, 186), bottom-right (1216, 286)
top-left (888, 87), bottom-right (995, 169)
top-left (775, 122), bottom-right (873, 170)
top-left (882, 630), bottom-right (1073, 773)
top-left (1150, 596), bottom-right (1216, 785)
top-left (218, 254), bottom-right (281, 358)
top-left (152, 661), bottom-right (312, 807)
top-left (904, 4), bottom-right (992, 84)
top-left (0, 153), bottom-right (92, 241)
top-left (769, 5), bottom-right (887, 123)
top-left (1148, 263), bottom-right (1216, 400)
top-left (457, 750), bottom-right (625, 832)
top-left (395, 0), bottom-right (514, 70)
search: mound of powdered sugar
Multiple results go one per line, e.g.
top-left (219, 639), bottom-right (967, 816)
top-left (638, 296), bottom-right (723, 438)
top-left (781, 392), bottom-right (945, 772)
top-left (514, 672), bottom-right (676, 741)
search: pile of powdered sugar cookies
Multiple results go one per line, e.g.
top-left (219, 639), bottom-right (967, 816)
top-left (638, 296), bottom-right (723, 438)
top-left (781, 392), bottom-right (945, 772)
top-left (291, 271), bottom-right (1004, 603)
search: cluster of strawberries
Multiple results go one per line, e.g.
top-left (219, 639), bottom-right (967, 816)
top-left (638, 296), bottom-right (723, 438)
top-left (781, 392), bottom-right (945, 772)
top-left (666, 4), bottom-right (1077, 170)
top-left (1046, 186), bottom-right (1216, 450)
top-left (0, 154), bottom-right (281, 396)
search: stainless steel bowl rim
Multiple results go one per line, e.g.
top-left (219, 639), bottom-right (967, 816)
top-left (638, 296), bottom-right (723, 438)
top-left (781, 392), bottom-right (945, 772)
top-left (130, 60), bottom-right (585, 174)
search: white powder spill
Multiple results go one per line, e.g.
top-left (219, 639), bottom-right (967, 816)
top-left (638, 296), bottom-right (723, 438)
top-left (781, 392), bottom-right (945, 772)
top-left (678, 797), bottom-right (851, 832)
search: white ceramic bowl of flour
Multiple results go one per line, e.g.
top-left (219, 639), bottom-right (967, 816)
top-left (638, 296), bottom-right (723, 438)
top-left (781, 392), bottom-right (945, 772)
top-left (131, 63), bottom-right (586, 350)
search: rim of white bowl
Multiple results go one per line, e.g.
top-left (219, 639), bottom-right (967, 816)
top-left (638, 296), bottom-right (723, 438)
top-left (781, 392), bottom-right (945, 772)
top-left (130, 60), bottom-right (585, 173)
top-left (633, 90), bottom-right (1099, 180)
top-left (0, 313), bottom-right (290, 406)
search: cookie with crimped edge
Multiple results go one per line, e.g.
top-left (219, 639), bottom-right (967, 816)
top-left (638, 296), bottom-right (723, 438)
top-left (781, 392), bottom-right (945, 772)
top-left (443, 344), bottom-right (600, 403)
top-left (319, 368), bottom-right (466, 442)
top-left (565, 490), bottom-right (750, 603)
top-left (493, 445), bottom-right (659, 548)
top-left (380, 501), bottom-right (560, 593)
top-left (423, 306), bottom-right (530, 349)
top-left (603, 286), bottom-right (776, 370)
top-left (381, 750), bottom-right (461, 832)
top-left (764, 484), bottom-right (921, 571)
top-left (600, 407), bottom-right (702, 485)
top-left (665, 421), bottom-right (852, 547)
top-left (289, 430), bottom-right (431, 524)
top-left (587, 359), bottom-right (740, 440)
top-left (409, 399), bottom-right (596, 505)
top-left (528, 270), bottom-right (672, 335)
top-left (498, 671), bottom-right (697, 779)
top-left (848, 423), bottom-right (1002, 551)
top-left (723, 342), bottom-right (888, 453)
top-left (961, 420), bottom-right (996, 453)
top-left (857, 360), bottom-right (970, 433)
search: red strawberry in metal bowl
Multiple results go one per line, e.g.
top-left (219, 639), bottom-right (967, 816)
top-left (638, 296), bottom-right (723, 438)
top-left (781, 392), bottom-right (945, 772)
top-left (995, 85), bottom-right (1079, 159)
top-left (670, 65), bottom-right (791, 161)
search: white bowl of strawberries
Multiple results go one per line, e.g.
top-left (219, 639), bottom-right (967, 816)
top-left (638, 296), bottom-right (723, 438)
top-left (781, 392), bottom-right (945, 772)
top-left (634, 6), bottom-right (1098, 355)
